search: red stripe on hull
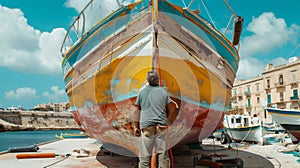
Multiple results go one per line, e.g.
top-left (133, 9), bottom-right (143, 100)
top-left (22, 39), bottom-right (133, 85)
top-left (72, 97), bottom-right (224, 155)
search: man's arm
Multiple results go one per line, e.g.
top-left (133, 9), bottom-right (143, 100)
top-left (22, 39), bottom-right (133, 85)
top-left (133, 105), bottom-right (141, 136)
top-left (166, 101), bottom-right (179, 124)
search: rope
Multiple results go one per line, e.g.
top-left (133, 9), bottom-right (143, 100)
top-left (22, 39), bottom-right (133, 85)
top-left (240, 126), bottom-right (252, 144)
top-left (43, 155), bottom-right (70, 168)
top-left (201, 0), bottom-right (216, 28)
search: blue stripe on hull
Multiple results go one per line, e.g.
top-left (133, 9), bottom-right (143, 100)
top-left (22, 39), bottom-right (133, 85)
top-left (158, 1), bottom-right (238, 72)
top-left (266, 108), bottom-right (300, 116)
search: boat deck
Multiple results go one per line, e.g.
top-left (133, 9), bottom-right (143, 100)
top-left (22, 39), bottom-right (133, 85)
top-left (0, 138), bottom-right (299, 167)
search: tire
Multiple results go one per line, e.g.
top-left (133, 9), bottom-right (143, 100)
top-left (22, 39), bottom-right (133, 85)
top-left (221, 133), bottom-right (231, 144)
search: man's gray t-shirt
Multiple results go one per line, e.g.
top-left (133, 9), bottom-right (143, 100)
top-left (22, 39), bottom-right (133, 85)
top-left (135, 85), bottom-right (171, 129)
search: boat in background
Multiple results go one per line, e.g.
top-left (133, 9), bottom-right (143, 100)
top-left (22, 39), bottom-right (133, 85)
top-left (55, 132), bottom-right (88, 139)
top-left (263, 122), bottom-right (285, 134)
top-left (223, 115), bottom-right (263, 144)
top-left (61, 0), bottom-right (242, 155)
top-left (266, 107), bottom-right (300, 143)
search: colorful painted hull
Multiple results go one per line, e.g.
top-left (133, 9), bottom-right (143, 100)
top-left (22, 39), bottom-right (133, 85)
top-left (225, 125), bottom-right (263, 144)
top-left (61, 0), bottom-right (240, 155)
top-left (266, 107), bottom-right (300, 142)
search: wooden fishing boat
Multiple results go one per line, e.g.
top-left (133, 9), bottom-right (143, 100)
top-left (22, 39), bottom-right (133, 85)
top-left (223, 115), bottom-right (263, 144)
top-left (55, 132), bottom-right (88, 139)
top-left (61, 0), bottom-right (242, 155)
top-left (266, 107), bottom-right (300, 143)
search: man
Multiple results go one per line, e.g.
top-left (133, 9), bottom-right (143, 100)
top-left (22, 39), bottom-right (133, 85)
top-left (251, 114), bottom-right (260, 125)
top-left (134, 70), bottom-right (176, 168)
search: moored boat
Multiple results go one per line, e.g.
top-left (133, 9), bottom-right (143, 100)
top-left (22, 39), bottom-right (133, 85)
top-left (61, 0), bottom-right (242, 156)
top-left (223, 115), bottom-right (263, 144)
top-left (55, 132), bottom-right (89, 139)
top-left (265, 107), bottom-right (300, 143)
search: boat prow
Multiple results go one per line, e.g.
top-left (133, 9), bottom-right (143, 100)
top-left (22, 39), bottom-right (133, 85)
top-left (60, 0), bottom-right (242, 155)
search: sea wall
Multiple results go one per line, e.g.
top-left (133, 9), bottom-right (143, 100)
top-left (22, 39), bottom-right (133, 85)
top-left (0, 110), bottom-right (79, 131)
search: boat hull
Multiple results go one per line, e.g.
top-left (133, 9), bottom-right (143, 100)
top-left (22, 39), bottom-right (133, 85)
top-left (266, 107), bottom-right (300, 142)
top-left (62, 0), bottom-right (239, 156)
top-left (225, 125), bottom-right (263, 144)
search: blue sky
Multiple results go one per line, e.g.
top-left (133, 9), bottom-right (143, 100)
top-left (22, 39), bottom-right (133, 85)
top-left (0, 0), bottom-right (299, 109)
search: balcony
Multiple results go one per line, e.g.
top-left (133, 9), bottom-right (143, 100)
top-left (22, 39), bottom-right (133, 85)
top-left (245, 106), bottom-right (252, 111)
top-left (290, 82), bottom-right (298, 89)
top-left (244, 91), bottom-right (251, 97)
top-left (226, 106), bottom-right (243, 115)
top-left (236, 93), bottom-right (243, 98)
top-left (231, 93), bottom-right (238, 99)
top-left (264, 87), bottom-right (271, 93)
top-left (274, 82), bottom-right (285, 88)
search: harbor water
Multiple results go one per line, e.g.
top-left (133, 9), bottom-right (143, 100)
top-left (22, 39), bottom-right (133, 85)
top-left (0, 130), bottom-right (81, 152)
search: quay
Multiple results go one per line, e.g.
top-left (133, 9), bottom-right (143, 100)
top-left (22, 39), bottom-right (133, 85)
top-left (0, 138), bottom-right (299, 168)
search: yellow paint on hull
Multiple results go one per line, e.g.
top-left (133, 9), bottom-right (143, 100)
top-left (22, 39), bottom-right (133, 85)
top-left (68, 55), bottom-right (229, 109)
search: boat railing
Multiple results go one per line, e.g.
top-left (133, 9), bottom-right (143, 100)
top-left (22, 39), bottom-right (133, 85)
top-left (60, 0), bottom-right (124, 57)
top-left (60, 0), bottom-right (93, 56)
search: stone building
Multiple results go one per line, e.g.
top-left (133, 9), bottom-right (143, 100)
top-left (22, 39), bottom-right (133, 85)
top-left (34, 102), bottom-right (70, 112)
top-left (227, 56), bottom-right (300, 123)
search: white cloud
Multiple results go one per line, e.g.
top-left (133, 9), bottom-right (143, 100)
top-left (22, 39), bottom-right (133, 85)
top-left (5, 87), bottom-right (38, 100)
top-left (236, 12), bottom-right (300, 79)
top-left (0, 5), bottom-right (66, 75)
top-left (236, 57), bottom-right (289, 79)
top-left (43, 86), bottom-right (68, 102)
top-left (269, 57), bottom-right (288, 66)
top-left (236, 58), bottom-right (264, 79)
top-left (240, 12), bottom-right (300, 58)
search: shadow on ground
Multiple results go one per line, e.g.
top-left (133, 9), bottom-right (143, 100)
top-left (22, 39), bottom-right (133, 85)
top-left (95, 143), bottom-right (274, 168)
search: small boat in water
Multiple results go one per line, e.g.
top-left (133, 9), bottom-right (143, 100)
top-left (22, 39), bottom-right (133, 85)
top-left (265, 107), bottom-right (300, 143)
top-left (223, 115), bottom-right (263, 144)
top-left (60, 0), bottom-right (243, 155)
top-left (55, 132), bottom-right (88, 139)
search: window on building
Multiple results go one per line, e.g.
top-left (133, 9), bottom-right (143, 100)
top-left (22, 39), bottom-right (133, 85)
top-left (257, 97), bottom-right (260, 103)
top-left (256, 84), bottom-right (259, 91)
top-left (293, 89), bottom-right (298, 99)
top-left (247, 85), bottom-right (250, 93)
top-left (279, 75), bottom-right (283, 85)
top-left (247, 98), bottom-right (251, 107)
top-left (279, 92), bottom-right (284, 101)
top-left (292, 73), bottom-right (297, 83)
top-left (267, 79), bottom-right (270, 88)
top-left (267, 94), bottom-right (271, 104)
top-left (233, 89), bottom-right (236, 95)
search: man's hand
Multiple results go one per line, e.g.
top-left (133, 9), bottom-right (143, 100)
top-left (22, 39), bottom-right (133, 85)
top-left (134, 127), bottom-right (141, 137)
top-left (133, 121), bottom-right (141, 137)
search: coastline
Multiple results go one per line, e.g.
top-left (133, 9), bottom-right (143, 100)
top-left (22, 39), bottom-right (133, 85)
top-left (0, 110), bottom-right (79, 132)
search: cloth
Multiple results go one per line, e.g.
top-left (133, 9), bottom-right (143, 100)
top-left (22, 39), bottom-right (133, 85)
top-left (135, 85), bottom-right (171, 129)
top-left (138, 125), bottom-right (170, 168)
top-left (252, 117), bottom-right (260, 125)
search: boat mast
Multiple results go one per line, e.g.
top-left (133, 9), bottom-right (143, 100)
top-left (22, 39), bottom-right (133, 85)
top-left (152, 0), bottom-right (159, 71)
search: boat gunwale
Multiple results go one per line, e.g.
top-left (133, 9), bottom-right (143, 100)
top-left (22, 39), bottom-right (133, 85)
top-left (62, 0), bottom-right (240, 73)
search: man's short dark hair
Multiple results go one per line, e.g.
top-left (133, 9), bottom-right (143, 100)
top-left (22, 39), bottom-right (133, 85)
top-left (147, 70), bottom-right (159, 86)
